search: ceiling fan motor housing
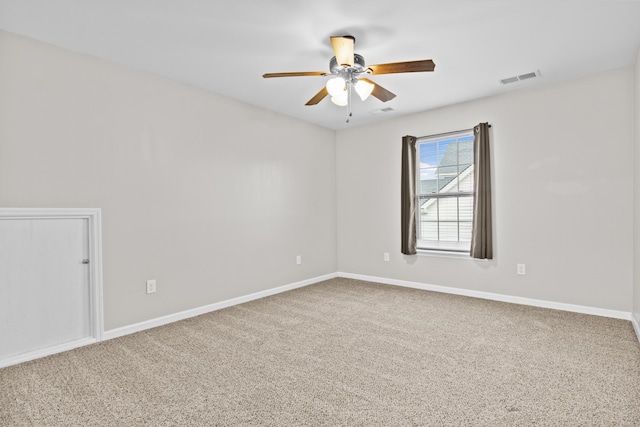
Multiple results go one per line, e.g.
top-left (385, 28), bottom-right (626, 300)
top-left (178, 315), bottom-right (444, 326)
top-left (329, 54), bottom-right (367, 75)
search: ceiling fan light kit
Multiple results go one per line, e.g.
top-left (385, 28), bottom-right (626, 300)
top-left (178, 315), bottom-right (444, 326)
top-left (325, 76), bottom-right (373, 105)
top-left (326, 77), bottom-right (346, 97)
top-left (354, 79), bottom-right (374, 101)
top-left (263, 35), bottom-right (435, 122)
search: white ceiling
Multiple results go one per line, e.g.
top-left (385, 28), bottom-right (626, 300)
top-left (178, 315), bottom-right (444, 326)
top-left (1, 0), bottom-right (640, 130)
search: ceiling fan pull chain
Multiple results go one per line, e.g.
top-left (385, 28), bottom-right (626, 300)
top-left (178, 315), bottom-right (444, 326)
top-left (346, 81), bottom-right (352, 123)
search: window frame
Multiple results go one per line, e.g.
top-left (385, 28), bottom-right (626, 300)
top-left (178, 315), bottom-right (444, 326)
top-left (415, 129), bottom-right (474, 253)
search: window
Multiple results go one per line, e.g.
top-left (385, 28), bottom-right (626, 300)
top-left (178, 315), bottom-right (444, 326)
top-left (417, 130), bottom-right (474, 252)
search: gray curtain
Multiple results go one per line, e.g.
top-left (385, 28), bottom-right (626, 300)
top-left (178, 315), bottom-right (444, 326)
top-left (470, 123), bottom-right (493, 259)
top-left (401, 135), bottom-right (417, 255)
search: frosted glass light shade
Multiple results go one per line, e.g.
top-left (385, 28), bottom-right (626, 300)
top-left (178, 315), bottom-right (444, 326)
top-left (326, 77), bottom-right (346, 97)
top-left (331, 93), bottom-right (348, 106)
top-left (355, 79), bottom-right (374, 101)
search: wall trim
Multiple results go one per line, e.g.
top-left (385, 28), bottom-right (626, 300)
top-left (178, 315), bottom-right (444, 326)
top-left (6, 270), bottom-right (635, 367)
top-left (632, 314), bottom-right (640, 344)
top-left (0, 337), bottom-right (97, 369)
top-left (338, 272), bottom-right (632, 321)
top-left (103, 272), bottom-right (338, 341)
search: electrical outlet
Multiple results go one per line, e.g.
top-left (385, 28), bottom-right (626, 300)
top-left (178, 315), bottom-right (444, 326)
top-left (146, 279), bottom-right (157, 294)
top-left (296, 255), bottom-right (302, 265)
top-left (517, 264), bottom-right (526, 275)
top-left (384, 252), bottom-right (390, 262)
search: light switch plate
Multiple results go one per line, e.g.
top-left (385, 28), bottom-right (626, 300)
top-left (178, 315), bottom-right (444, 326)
top-left (146, 279), bottom-right (157, 294)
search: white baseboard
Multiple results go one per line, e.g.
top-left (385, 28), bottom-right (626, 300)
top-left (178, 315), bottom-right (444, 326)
top-left (0, 337), bottom-right (97, 369)
top-left (632, 314), bottom-right (640, 345)
top-left (338, 272), bottom-right (632, 321)
top-left (103, 272), bottom-right (338, 341)
top-left (6, 271), bottom-right (635, 369)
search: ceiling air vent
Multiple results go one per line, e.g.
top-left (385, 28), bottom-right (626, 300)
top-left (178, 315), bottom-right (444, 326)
top-left (370, 107), bottom-right (395, 116)
top-left (500, 76), bottom-right (519, 85)
top-left (500, 70), bottom-right (541, 85)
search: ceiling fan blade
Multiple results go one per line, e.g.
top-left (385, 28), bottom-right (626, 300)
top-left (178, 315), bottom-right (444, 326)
top-left (263, 71), bottom-right (327, 78)
top-left (360, 78), bottom-right (396, 102)
top-left (368, 59), bottom-right (435, 75)
top-left (305, 87), bottom-right (329, 106)
top-left (330, 36), bottom-right (355, 67)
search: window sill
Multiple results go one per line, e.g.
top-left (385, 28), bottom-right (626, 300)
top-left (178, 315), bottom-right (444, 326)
top-left (416, 249), bottom-right (471, 259)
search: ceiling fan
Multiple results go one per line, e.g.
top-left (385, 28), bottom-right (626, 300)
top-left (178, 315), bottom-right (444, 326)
top-left (263, 35), bottom-right (435, 121)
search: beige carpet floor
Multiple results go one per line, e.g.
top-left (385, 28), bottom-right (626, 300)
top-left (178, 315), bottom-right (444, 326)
top-left (1, 277), bottom-right (640, 426)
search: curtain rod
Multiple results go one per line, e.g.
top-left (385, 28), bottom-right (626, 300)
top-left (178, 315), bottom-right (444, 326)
top-left (416, 124), bottom-right (491, 140)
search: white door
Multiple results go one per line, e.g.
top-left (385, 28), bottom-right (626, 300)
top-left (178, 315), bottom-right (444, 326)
top-left (0, 217), bottom-right (92, 360)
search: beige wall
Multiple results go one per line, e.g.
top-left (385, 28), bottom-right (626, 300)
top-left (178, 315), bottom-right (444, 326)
top-left (1, 28), bottom-right (637, 335)
top-left (0, 30), bottom-right (337, 330)
top-left (337, 67), bottom-right (634, 311)
top-left (634, 45), bottom-right (640, 325)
